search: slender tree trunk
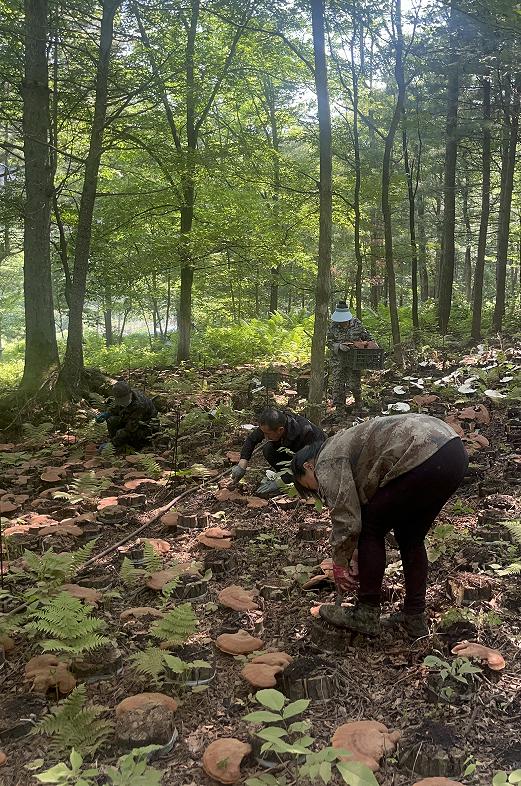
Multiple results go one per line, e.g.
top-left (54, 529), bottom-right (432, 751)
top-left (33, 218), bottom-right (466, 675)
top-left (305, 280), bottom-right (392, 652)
top-left (402, 126), bottom-right (419, 333)
top-left (381, 0), bottom-right (404, 365)
top-left (58, 0), bottom-right (120, 393)
top-left (350, 26), bottom-right (363, 320)
top-left (20, 0), bottom-right (59, 391)
top-left (493, 75), bottom-right (520, 332)
top-left (104, 283), bottom-right (113, 347)
top-left (437, 4), bottom-right (460, 334)
top-left (461, 169), bottom-right (472, 303)
top-left (417, 191), bottom-right (429, 301)
top-left (308, 0), bottom-right (332, 415)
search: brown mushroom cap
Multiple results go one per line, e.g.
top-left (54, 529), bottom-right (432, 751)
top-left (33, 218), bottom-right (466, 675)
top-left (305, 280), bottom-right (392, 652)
top-left (241, 662), bottom-right (283, 687)
top-left (197, 532), bottom-right (233, 550)
top-left (250, 651), bottom-right (293, 667)
top-left (332, 720), bottom-right (401, 771)
top-left (0, 751), bottom-right (6, 766)
top-left (161, 510), bottom-right (179, 527)
top-left (218, 585), bottom-right (259, 611)
top-left (146, 564), bottom-right (199, 590)
top-left (25, 654), bottom-right (76, 695)
top-left (413, 775), bottom-right (463, 786)
top-left (59, 584), bottom-right (102, 605)
top-left (115, 693), bottom-right (178, 717)
top-left (215, 630), bottom-right (264, 655)
top-left (202, 738), bottom-right (252, 784)
top-left (139, 538), bottom-right (171, 554)
top-left (0, 634), bottom-right (15, 653)
top-left (451, 640), bottom-right (505, 670)
top-left (119, 607), bottom-right (164, 621)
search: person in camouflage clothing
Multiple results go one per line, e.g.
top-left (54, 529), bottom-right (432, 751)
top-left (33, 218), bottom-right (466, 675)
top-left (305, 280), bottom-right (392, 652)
top-left (96, 380), bottom-right (158, 449)
top-left (291, 414), bottom-right (468, 639)
top-left (327, 301), bottom-right (375, 413)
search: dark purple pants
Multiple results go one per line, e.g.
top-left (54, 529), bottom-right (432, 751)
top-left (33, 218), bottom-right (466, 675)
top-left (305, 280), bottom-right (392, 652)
top-left (357, 437), bottom-right (469, 614)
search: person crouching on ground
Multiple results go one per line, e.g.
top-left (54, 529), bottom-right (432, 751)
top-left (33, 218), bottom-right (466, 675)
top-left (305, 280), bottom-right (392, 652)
top-left (327, 300), bottom-right (377, 415)
top-left (96, 379), bottom-right (158, 450)
top-left (231, 407), bottom-right (326, 498)
top-left (290, 413), bottom-right (468, 638)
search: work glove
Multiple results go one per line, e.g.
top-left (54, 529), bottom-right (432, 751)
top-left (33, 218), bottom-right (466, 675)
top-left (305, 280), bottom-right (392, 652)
top-left (95, 412), bottom-right (110, 424)
top-left (231, 464), bottom-right (246, 482)
top-left (333, 562), bottom-right (358, 592)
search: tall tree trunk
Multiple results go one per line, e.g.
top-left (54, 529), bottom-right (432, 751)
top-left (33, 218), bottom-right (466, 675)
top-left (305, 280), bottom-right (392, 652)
top-left (417, 191), bottom-right (429, 301)
top-left (104, 283), bottom-right (113, 347)
top-left (266, 76), bottom-right (281, 315)
top-left (381, 0), bottom-right (404, 366)
top-left (308, 0), bottom-right (332, 415)
top-left (20, 0), bottom-right (59, 392)
top-left (350, 24), bottom-right (363, 320)
top-left (402, 126), bottom-right (419, 333)
top-left (58, 0), bottom-right (119, 393)
top-left (461, 168), bottom-right (472, 303)
top-left (437, 4), bottom-right (460, 334)
top-left (493, 75), bottom-right (520, 332)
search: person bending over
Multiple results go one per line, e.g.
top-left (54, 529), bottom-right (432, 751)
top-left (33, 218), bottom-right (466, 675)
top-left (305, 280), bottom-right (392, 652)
top-left (96, 380), bottom-right (158, 450)
top-left (291, 413), bottom-right (468, 638)
top-left (231, 407), bottom-right (326, 498)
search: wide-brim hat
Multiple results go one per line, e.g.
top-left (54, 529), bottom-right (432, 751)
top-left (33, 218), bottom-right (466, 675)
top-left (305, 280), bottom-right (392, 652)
top-left (331, 301), bottom-right (353, 322)
top-left (112, 380), bottom-right (132, 407)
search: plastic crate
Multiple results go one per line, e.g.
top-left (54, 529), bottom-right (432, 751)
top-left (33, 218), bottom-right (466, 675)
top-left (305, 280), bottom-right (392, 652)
top-left (345, 347), bottom-right (385, 370)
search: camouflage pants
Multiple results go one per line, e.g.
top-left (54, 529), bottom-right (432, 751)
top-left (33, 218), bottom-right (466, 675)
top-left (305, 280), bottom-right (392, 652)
top-left (329, 357), bottom-right (361, 406)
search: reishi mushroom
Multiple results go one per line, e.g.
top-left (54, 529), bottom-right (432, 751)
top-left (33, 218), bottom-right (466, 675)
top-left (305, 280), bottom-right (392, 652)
top-left (25, 654), bottom-right (76, 695)
top-left (331, 720), bottom-right (401, 771)
top-left (451, 640), bottom-right (505, 670)
top-left (202, 738), bottom-right (252, 784)
top-left (217, 585), bottom-right (259, 612)
top-left (115, 693), bottom-right (178, 716)
top-left (413, 779), bottom-right (465, 786)
top-left (215, 630), bottom-right (264, 655)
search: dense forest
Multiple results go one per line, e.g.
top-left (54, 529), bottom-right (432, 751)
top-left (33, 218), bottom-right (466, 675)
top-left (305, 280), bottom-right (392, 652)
top-left (0, 0), bottom-right (520, 400)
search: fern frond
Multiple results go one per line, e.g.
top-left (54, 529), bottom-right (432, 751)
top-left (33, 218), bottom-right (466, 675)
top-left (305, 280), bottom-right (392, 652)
top-left (22, 421), bottom-right (54, 445)
top-left (119, 556), bottom-right (146, 587)
top-left (142, 541), bottom-right (162, 575)
top-left (150, 603), bottom-right (197, 645)
top-left (70, 472), bottom-right (110, 500)
top-left (129, 646), bottom-right (167, 687)
top-left (100, 442), bottom-right (117, 462)
top-left (35, 684), bottom-right (113, 757)
top-left (136, 453), bottom-right (162, 480)
top-left (502, 562), bottom-right (521, 575)
top-left (504, 519), bottom-right (521, 546)
top-left (24, 592), bottom-right (109, 656)
top-left (160, 577), bottom-right (181, 605)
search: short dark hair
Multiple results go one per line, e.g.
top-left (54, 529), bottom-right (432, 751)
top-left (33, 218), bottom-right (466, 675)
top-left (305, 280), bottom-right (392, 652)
top-left (290, 441), bottom-right (324, 479)
top-left (258, 408), bottom-right (287, 430)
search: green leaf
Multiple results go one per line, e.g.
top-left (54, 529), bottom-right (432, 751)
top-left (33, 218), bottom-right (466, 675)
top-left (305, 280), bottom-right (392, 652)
top-left (255, 689), bottom-right (285, 712)
top-left (319, 760), bottom-right (332, 784)
top-left (282, 698), bottom-right (310, 719)
top-left (70, 749), bottom-right (83, 770)
top-left (336, 761), bottom-right (379, 786)
top-left (288, 721), bottom-right (311, 733)
top-left (35, 763), bottom-right (72, 783)
top-left (509, 771), bottom-right (521, 784)
top-left (244, 711), bottom-right (283, 724)
top-left (493, 773), bottom-right (508, 786)
top-left (256, 727), bottom-right (288, 741)
top-left (25, 760), bottom-right (46, 771)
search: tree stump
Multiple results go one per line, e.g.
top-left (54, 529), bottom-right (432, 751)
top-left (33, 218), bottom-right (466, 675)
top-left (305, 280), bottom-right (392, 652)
top-left (279, 656), bottom-right (338, 702)
top-left (447, 573), bottom-right (494, 605)
top-left (72, 645), bottom-right (123, 683)
top-left (203, 550), bottom-right (237, 575)
top-left (400, 742), bottom-right (466, 778)
top-left (177, 512), bottom-right (209, 531)
top-left (297, 523), bottom-right (329, 542)
top-left (169, 573), bottom-right (209, 601)
top-left (166, 644), bottom-right (216, 687)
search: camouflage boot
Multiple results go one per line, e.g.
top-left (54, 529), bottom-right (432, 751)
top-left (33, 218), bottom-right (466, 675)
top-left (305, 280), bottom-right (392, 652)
top-left (381, 610), bottom-right (428, 639)
top-left (319, 602), bottom-right (381, 637)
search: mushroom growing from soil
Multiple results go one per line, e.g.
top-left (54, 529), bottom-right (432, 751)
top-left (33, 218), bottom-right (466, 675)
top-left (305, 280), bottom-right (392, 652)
top-left (413, 775), bottom-right (463, 786)
top-left (119, 607), bottom-right (164, 621)
top-left (331, 720), bottom-right (401, 771)
top-left (59, 584), bottom-right (102, 605)
top-left (146, 563), bottom-right (199, 590)
top-left (240, 652), bottom-right (293, 688)
top-left (25, 654), bottom-right (76, 695)
top-left (202, 738), bottom-right (252, 784)
top-left (451, 640), bottom-right (505, 670)
top-left (115, 693), bottom-right (178, 747)
top-left (218, 585), bottom-right (259, 611)
top-left (0, 751), bottom-right (6, 766)
top-left (215, 630), bottom-right (264, 655)
top-left (197, 528), bottom-right (233, 550)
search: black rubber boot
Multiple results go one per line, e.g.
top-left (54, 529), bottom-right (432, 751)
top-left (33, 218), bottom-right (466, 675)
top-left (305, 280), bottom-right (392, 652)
top-left (381, 610), bottom-right (429, 639)
top-left (319, 602), bottom-right (381, 637)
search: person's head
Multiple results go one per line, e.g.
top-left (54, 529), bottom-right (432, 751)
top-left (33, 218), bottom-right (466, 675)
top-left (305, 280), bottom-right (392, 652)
top-left (258, 407), bottom-right (287, 442)
top-left (331, 300), bottom-right (353, 326)
top-left (112, 379), bottom-right (132, 408)
top-left (290, 441), bottom-right (323, 495)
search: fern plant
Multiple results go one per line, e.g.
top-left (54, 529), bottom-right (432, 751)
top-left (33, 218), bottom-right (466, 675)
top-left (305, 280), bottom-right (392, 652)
top-left (119, 556), bottom-right (145, 587)
top-left (35, 685), bottom-right (113, 757)
top-left (135, 453), bottom-right (162, 480)
top-left (22, 421), bottom-right (54, 446)
top-left (130, 645), bottom-right (209, 688)
top-left (150, 603), bottom-right (197, 645)
top-left (24, 592), bottom-right (109, 656)
top-left (496, 520), bottom-right (521, 575)
top-left (11, 543), bottom-right (97, 605)
top-left (53, 472), bottom-right (110, 504)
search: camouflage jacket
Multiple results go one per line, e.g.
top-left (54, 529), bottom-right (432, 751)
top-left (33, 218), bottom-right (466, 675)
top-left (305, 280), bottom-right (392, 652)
top-left (326, 318), bottom-right (373, 354)
top-left (314, 414), bottom-right (461, 566)
top-left (106, 389), bottom-right (157, 433)
top-left (240, 412), bottom-right (325, 461)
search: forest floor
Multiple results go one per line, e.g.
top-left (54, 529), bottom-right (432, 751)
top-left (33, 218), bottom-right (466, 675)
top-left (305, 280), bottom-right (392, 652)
top-left (0, 344), bottom-right (520, 786)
